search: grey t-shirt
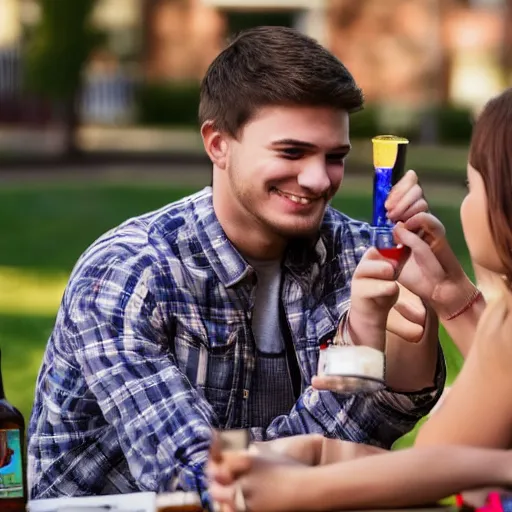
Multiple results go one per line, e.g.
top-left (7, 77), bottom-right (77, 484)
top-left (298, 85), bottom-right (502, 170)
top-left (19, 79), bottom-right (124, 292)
top-left (246, 258), bottom-right (295, 427)
top-left (247, 258), bottom-right (284, 354)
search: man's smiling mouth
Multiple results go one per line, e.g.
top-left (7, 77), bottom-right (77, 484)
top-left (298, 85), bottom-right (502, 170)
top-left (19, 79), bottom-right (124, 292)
top-left (271, 187), bottom-right (321, 205)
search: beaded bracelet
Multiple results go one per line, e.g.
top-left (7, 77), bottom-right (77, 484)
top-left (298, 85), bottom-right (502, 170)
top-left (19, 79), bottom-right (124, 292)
top-left (445, 288), bottom-right (484, 321)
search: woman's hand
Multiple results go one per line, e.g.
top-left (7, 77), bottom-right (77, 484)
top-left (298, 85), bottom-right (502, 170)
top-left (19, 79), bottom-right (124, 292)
top-left (393, 212), bottom-right (477, 318)
top-left (386, 170), bottom-right (429, 223)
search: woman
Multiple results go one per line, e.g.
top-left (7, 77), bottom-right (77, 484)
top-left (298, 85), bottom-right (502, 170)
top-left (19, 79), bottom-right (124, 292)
top-left (207, 88), bottom-right (512, 512)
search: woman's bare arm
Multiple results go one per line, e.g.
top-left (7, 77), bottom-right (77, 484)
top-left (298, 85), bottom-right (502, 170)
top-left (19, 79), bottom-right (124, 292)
top-left (250, 435), bottom-right (385, 466)
top-left (209, 444), bottom-right (512, 512)
top-left (290, 445), bottom-right (512, 512)
top-left (417, 293), bottom-right (512, 448)
top-left (249, 434), bottom-right (323, 465)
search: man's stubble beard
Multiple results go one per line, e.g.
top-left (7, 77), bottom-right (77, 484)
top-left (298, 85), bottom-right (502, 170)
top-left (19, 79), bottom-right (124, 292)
top-left (228, 164), bottom-right (326, 242)
top-left (240, 189), bottom-right (326, 241)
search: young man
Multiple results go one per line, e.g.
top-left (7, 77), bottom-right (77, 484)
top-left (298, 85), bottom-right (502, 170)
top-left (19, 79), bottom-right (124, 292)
top-left (28, 26), bottom-right (444, 501)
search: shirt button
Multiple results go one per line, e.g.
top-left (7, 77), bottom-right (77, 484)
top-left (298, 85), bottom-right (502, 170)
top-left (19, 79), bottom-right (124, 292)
top-left (243, 389), bottom-right (250, 399)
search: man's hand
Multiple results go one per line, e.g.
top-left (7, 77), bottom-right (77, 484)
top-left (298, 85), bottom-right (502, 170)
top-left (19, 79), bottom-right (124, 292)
top-left (207, 433), bottom-right (251, 512)
top-left (348, 247), bottom-right (400, 350)
top-left (315, 171), bottom-right (440, 392)
top-left (347, 169), bottom-right (431, 348)
top-left (207, 435), bottom-right (305, 512)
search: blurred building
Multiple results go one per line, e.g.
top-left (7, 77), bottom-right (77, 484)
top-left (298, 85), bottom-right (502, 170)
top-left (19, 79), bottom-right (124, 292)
top-left (141, 0), bottom-right (512, 109)
top-left (0, 0), bottom-right (510, 124)
top-left (142, 0), bottom-right (327, 81)
top-left (0, 0), bottom-right (22, 47)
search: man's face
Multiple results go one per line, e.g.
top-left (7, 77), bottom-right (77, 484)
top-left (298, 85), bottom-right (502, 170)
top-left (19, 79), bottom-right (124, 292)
top-left (220, 105), bottom-right (350, 240)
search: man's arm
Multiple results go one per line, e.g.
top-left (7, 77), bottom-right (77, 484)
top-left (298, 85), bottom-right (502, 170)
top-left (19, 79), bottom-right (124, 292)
top-left (254, 338), bottom-right (444, 448)
top-left (61, 252), bottom-right (215, 499)
top-left (343, 281), bottom-right (441, 392)
top-left (257, 376), bottom-right (443, 449)
top-left (262, 230), bottom-right (444, 446)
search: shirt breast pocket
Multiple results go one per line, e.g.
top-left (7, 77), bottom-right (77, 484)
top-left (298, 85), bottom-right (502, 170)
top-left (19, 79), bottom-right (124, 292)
top-left (307, 302), bottom-right (340, 345)
top-left (173, 322), bottom-right (240, 427)
top-left (303, 301), bottom-right (342, 377)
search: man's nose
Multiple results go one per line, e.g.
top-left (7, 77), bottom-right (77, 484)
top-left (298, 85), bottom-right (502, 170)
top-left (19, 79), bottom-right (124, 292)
top-left (297, 159), bottom-right (331, 196)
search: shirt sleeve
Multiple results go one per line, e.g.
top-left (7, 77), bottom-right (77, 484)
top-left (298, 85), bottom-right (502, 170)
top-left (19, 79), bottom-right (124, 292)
top-left (254, 352), bottom-right (445, 448)
top-left (251, 216), bottom-right (446, 447)
top-left (67, 249), bottom-right (213, 500)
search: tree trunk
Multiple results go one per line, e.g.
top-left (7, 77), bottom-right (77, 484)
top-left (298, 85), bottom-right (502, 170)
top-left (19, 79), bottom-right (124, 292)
top-left (61, 92), bottom-right (81, 160)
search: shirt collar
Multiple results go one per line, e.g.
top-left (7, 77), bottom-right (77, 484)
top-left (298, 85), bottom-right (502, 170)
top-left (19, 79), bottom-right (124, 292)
top-left (193, 187), bottom-right (252, 288)
top-left (192, 187), bottom-right (328, 288)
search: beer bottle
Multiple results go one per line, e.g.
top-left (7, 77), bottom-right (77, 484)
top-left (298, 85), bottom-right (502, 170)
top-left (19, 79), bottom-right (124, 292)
top-left (0, 349), bottom-right (26, 511)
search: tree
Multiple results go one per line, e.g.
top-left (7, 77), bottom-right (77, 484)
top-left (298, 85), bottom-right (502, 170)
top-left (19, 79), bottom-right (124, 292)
top-left (24, 0), bottom-right (104, 158)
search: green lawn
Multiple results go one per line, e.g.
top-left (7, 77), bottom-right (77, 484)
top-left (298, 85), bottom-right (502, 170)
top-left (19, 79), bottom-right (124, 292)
top-left (0, 181), bottom-right (468, 446)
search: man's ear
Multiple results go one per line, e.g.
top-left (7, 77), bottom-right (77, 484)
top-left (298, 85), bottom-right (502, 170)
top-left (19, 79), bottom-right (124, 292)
top-left (201, 121), bottom-right (229, 170)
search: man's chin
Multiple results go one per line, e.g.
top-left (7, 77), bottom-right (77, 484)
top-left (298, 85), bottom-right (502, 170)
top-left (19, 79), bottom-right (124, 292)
top-left (270, 219), bottom-right (323, 239)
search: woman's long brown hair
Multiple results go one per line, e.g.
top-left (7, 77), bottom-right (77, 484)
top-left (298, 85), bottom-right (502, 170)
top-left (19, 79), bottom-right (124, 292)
top-left (469, 88), bottom-right (512, 287)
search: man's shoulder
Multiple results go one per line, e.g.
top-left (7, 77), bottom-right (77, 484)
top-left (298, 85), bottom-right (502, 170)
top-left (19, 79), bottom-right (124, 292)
top-left (321, 206), bottom-right (373, 243)
top-left (70, 187), bottom-right (213, 279)
top-left (317, 207), bottom-right (374, 274)
top-left (127, 186), bottom-right (212, 243)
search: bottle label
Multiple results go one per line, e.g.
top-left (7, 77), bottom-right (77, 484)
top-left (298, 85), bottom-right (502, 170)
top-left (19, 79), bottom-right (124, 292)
top-left (0, 429), bottom-right (23, 499)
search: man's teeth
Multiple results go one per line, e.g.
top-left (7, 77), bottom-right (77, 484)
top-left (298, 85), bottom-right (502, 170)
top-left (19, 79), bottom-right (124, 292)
top-left (275, 189), bottom-right (313, 204)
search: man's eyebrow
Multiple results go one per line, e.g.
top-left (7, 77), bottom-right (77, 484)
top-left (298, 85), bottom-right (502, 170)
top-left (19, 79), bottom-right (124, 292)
top-left (271, 139), bottom-right (351, 151)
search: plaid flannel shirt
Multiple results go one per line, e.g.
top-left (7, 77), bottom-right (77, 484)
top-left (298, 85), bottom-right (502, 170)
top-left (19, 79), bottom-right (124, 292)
top-left (28, 186), bottom-right (445, 501)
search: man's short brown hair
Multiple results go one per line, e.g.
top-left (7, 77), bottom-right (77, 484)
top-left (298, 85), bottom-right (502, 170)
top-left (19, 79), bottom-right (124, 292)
top-left (199, 26), bottom-right (364, 137)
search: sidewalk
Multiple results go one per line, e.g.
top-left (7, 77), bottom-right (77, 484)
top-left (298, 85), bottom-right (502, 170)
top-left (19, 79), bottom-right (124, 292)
top-left (0, 125), bottom-right (204, 156)
top-left (0, 125), bottom-right (468, 184)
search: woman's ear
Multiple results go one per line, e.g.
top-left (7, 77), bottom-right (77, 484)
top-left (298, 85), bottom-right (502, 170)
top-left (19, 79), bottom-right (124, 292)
top-left (201, 121), bottom-right (229, 170)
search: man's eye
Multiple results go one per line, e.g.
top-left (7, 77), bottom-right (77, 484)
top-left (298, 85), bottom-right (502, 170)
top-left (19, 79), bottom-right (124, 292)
top-left (326, 153), bottom-right (347, 165)
top-left (281, 148), bottom-right (305, 160)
